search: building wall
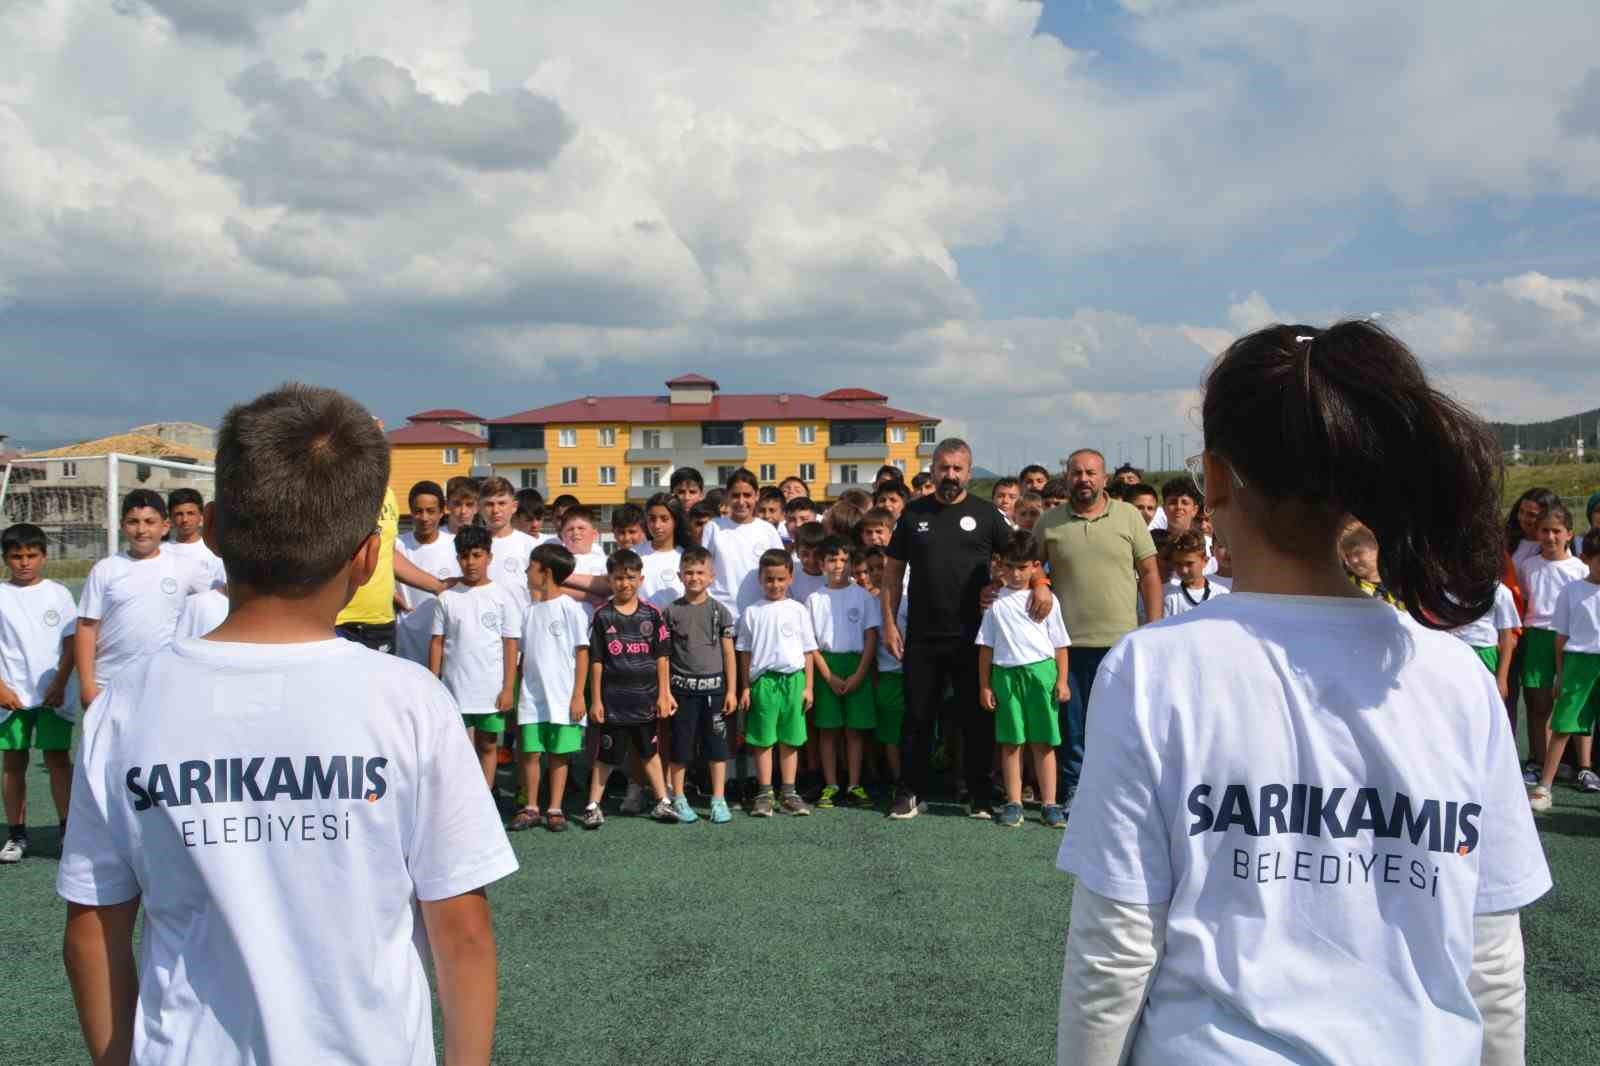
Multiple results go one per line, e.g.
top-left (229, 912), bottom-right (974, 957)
top-left (742, 418), bottom-right (829, 490)
top-left (546, 421), bottom-right (629, 505)
top-left (389, 443), bottom-right (478, 506)
top-left (887, 422), bottom-right (929, 476)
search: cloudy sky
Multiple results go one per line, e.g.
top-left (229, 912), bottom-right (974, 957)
top-left (4, 0), bottom-right (1599, 471)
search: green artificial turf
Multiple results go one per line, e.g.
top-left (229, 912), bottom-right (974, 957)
top-left (4, 757), bottom-right (1598, 1064)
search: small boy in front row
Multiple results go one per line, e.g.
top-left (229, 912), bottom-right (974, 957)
top-left (0, 523), bottom-right (78, 862)
top-left (1160, 531), bottom-right (1230, 618)
top-left (581, 549), bottom-right (678, 828)
top-left (977, 530), bottom-right (1071, 829)
top-left (1529, 528), bottom-right (1600, 811)
top-left (508, 543), bottom-right (590, 833)
top-left (737, 549), bottom-right (817, 817)
top-left (808, 535), bottom-right (880, 808)
top-left (662, 546), bottom-right (738, 824)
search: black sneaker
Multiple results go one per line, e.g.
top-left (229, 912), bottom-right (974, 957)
top-left (888, 788), bottom-right (920, 820)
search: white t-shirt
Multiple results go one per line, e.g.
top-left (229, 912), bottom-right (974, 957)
top-left (736, 598), bottom-right (817, 680)
top-left (518, 596), bottom-right (591, 726)
top-left (976, 587), bottom-right (1070, 667)
top-left (0, 580), bottom-right (78, 706)
top-left (1162, 579), bottom-right (1231, 619)
top-left (79, 551), bottom-right (210, 692)
top-left (1515, 553), bottom-right (1587, 629)
top-left (1553, 578), bottom-right (1600, 655)
top-left (1511, 537), bottom-right (1542, 567)
top-left (176, 588), bottom-right (230, 641)
top-left (395, 532), bottom-right (460, 665)
top-left (1448, 583), bottom-right (1520, 649)
top-left (430, 583), bottom-right (520, 715)
top-left (56, 638), bottom-right (517, 1066)
top-left (165, 537), bottom-right (227, 587)
top-left (570, 550), bottom-right (609, 619)
top-left (636, 544), bottom-right (684, 610)
top-left (1057, 592), bottom-right (1550, 1066)
top-left (702, 517), bottom-right (785, 622)
top-left (790, 569), bottom-right (827, 605)
top-left (1148, 508), bottom-right (1168, 532)
top-left (806, 584), bottom-right (883, 654)
top-left (487, 529), bottom-right (539, 602)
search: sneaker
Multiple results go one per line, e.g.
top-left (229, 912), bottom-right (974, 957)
top-left (1021, 784), bottom-right (1037, 805)
top-left (0, 836), bottom-right (25, 863)
top-left (845, 785), bottom-right (871, 806)
top-left (816, 785), bottom-right (838, 809)
top-left (710, 797), bottom-right (732, 824)
top-left (968, 803), bottom-right (993, 820)
top-left (1042, 804), bottom-right (1067, 829)
top-left (507, 807), bottom-right (542, 832)
top-left (1578, 769), bottom-right (1600, 794)
top-left (651, 798), bottom-right (680, 823)
top-left (780, 791), bottom-right (813, 816)
top-left (621, 783), bottom-right (648, 815)
top-left (888, 788), bottom-right (919, 820)
top-left (673, 794), bottom-right (699, 823)
top-left (545, 809), bottom-right (568, 833)
top-left (579, 803), bottom-right (606, 830)
top-left (1556, 763), bottom-right (1576, 783)
top-left (1528, 785), bottom-right (1553, 813)
top-left (996, 802), bottom-right (1024, 828)
top-left (751, 789), bottom-right (776, 818)
top-left (1522, 764), bottom-right (1540, 785)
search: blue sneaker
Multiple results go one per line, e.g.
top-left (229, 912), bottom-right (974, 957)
top-left (673, 794), bottom-right (699, 824)
top-left (1042, 804), bottom-right (1067, 829)
top-left (709, 796), bottom-right (732, 824)
top-left (996, 802), bottom-right (1025, 828)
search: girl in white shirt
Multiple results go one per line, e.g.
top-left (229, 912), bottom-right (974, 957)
top-left (1501, 487), bottom-right (1560, 733)
top-left (1057, 320), bottom-right (1549, 1066)
top-left (701, 471), bottom-right (785, 627)
top-left (1515, 503), bottom-right (1588, 796)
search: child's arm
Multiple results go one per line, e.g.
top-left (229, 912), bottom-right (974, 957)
top-left (496, 638), bottom-right (518, 714)
top-left (0, 674), bottom-right (20, 710)
top-left (419, 888), bottom-right (497, 1066)
top-left (63, 898), bottom-right (141, 1066)
top-left (562, 572), bottom-right (611, 597)
top-left (655, 654), bottom-right (675, 718)
top-left (1494, 629), bottom-right (1518, 703)
top-left (812, 649), bottom-right (844, 694)
top-left (428, 635), bottom-right (445, 678)
top-left (720, 635), bottom-right (738, 715)
top-left (1553, 634), bottom-right (1567, 699)
top-left (846, 629), bottom-right (878, 693)
top-left (978, 645), bottom-right (996, 711)
top-left (737, 651), bottom-right (752, 712)
top-left (74, 620), bottom-right (101, 708)
top-left (570, 647), bottom-right (589, 722)
top-left (1054, 645), bottom-right (1072, 704)
top-left (589, 660), bottom-right (605, 723)
top-left (802, 650), bottom-right (815, 711)
top-left (41, 634), bottom-right (76, 708)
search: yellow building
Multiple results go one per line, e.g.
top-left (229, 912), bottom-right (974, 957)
top-left (385, 409), bottom-right (488, 506)
top-left (485, 375), bottom-right (939, 512)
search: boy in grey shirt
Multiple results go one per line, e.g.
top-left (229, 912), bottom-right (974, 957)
top-left (662, 547), bottom-right (737, 824)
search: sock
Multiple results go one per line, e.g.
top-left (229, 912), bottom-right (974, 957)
top-left (780, 784), bottom-right (798, 798)
top-left (7, 824), bottom-right (25, 841)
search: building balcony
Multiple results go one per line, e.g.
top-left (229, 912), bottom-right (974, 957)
top-left (624, 447), bottom-right (677, 463)
top-left (825, 483), bottom-right (871, 499)
top-left (700, 444), bottom-right (748, 462)
top-left (916, 443), bottom-right (936, 457)
top-left (625, 484), bottom-right (666, 503)
top-left (485, 448), bottom-right (549, 465)
top-left (825, 443), bottom-right (887, 461)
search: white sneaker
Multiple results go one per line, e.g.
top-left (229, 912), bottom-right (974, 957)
top-left (1522, 763), bottom-right (1540, 785)
top-left (1528, 785), bottom-right (1553, 813)
top-left (1577, 769), bottom-right (1600, 794)
top-left (620, 783), bottom-right (647, 816)
top-left (0, 837), bottom-right (25, 863)
top-left (1557, 763), bottom-right (1576, 782)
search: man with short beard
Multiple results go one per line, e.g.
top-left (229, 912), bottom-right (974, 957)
top-left (879, 439), bottom-right (1012, 820)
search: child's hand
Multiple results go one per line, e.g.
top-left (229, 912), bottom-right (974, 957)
top-left (721, 691), bottom-right (738, 716)
top-left (738, 689), bottom-right (751, 713)
top-left (42, 680), bottom-right (66, 709)
top-left (828, 675), bottom-right (848, 696)
top-left (980, 687), bottom-right (996, 712)
top-left (657, 694), bottom-right (677, 719)
top-left (570, 696), bottom-right (587, 723)
top-left (1496, 676), bottom-right (1510, 703)
top-left (844, 673), bottom-right (866, 695)
top-left (79, 681), bottom-right (100, 709)
top-left (803, 686), bottom-right (814, 711)
top-left (979, 583), bottom-right (1001, 612)
top-left (590, 702), bottom-right (606, 724)
top-left (0, 681), bottom-right (24, 711)
top-left (1054, 679), bottom-right (1071, 704)
top-left (495, 688), bottom-right (514, 714)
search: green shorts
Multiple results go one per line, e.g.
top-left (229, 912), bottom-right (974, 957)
top-left (1553, 650), bottom-right (1600, 735)
top-left (813, 651), bottom-right (875, 731)
top-left (463, 712), bottom-right (507, 734)
top-left (874, 672), bottom-right (905, 744)
top-left (1472, 645), bottom-right (1499, 674)
top-left (519, 721), bottom-right (584, 756)
top-left (0, 706), bottom-right (73, 752)
top-left (746, 670), bottom-right (807, 750)
top-left (1522, 627), bottom-right (1559, 689)
top-left (991, 660), bottom-right (1062, 747)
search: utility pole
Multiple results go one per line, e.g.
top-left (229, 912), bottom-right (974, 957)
top-left (1179, 433), bottom-right (1188, 465)
top-left (1159, 434), bottom-right (1166, 473)
top-left (1145, 436), bottom-right (1152, 470)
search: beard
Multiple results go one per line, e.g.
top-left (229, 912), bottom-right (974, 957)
top-left (936, 477), bottom-right (963, 502)
top-left (1071, 483), bottom-right (1098, 503)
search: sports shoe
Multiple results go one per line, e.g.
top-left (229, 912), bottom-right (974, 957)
top-left (780, 790), bottom-right (812, 816)
top-left (968, 802), bottom-right (993, 820)
top-left (579, 803), bottom-right (606, 830)
top-left (1528, 785), bottom-right (1553, 813)
top-left (751, 789), bottom-right (776, 817)
top-left (621, 783), bottom-right (648, 815)
top-left (845, 785), bottom-right (871, 806)
top-left (816, 785), bottom-right (838, 809)
top-left (544, 809), bottom-right (569, 833)
top-left (507, 807), bottom-right (541, 832)
top-left (888, 788), bottom-right (919, 820)
top-left (996, 802), bottom-right (1025, 828)
top-left (710, 797), bottom-right (732, 824)
top-left (1578, 769), bottom-right (1600, 794)
top-left (1556, 763), bottom-right (1576, 783)
top-left (1021, 784), bottom-right (1037, 805)
top-left (1522, 762), bottom-right (1540, 785)
top-left (651, 798), bottom-right (680, 823)
top-left (1042, 804), bottom-right (1067, 829)
top-left (672, 795), bottom-right (699, 823)
top-left (0, 836), bottom-right (25, 863)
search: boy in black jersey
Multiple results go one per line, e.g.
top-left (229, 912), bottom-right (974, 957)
top-left (580, 549), bottom-right (678, 828)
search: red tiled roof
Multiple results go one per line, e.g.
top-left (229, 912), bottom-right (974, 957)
top-left (489, 392), bottom-right (936, 426)
top-left (817, 387), bottom-right (889, 403)
top-left (409, 408), bottom-right (482, 421)
top-left (387, 423), bottom-right (486, 446)
top-left (666, 373), bottom-right (719, 389)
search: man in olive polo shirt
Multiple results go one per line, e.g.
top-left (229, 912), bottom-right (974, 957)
top-left (1029, 448), bottom-right (1162, 809)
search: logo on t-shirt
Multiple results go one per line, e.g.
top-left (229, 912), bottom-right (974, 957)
top-left (161, 577), bottom-right (179, 595)
top-left (436, 568), bottom-right (452, 579)
top-left (503, 557), bottom-right (521, 573)
top-left (608, 639), bottom-right (624, 656)
top-left (43, 608), bottom-right (61, 627)
top-left (847, 607), bottom-right (862, 623)
top-left (780, 622), bottom-right (796, 638)
top-left (548, 619), bottom-right (565, 636)
top-left (916, 521), bottom-right (930, 533)
top-left (959, 516), bottom-right (977, 532)
top-left (480, 611), bottom-right (500, 631)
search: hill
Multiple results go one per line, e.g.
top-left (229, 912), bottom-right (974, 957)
top-left (1491, 408), bottom-right (1600, 451)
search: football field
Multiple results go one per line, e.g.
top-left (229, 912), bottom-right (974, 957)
top-left (4, 751), bottom-right (1598, 1065)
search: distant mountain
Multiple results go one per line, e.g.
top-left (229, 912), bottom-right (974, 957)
top-left (1490, 408), bottom-right (1600, 451)
top-left (970, 466), bottom-right (999, 479)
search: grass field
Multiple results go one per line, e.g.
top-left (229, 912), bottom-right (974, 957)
top-left (4, 735), bottom-right (1598, 1065)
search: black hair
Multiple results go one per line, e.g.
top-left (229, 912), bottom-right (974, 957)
top-left (644, 492), bottom-right (691, 549)
top-left (680, 545), bottom-right (712, 569)
top-left (703, 488), bottom-right (725, 510)
top-left (121, 487), bottom-right (168, 519)
top-left (408, 480), bottom-right (445, 511)
top-left (1114, 464), bottom-right (1141, 478)
top-left (670, 467), bottom-right (705, 491)
top-left (1019, 464), bottom-right (1050, 481)
top-left (167, 488), bottom-right (204, 512)
top-left (1578, 529), bottom-right (1600, 560)
top-left (2, 523), bottom-right (47, 555)
top-left (815, 534), bottom-right (851, 561)
top-left (1202, 320), bottom-right (1501, 627)
top-left (690, 499), bottom-right (720, 522)
top-left (999, 529), bottom-right (1043, 566)
top-left (783, 496), bottom-right (817, 516)
top-left (611, 503), bottom-right (646, 533)
top-left (1505, 487), bottom-right (1560, 552)
top-left (1161, 476), bottom-right (1202, 505)
top-left (454, 524), bottom-right (493, 555)
top-left (516, 487), bottom-right (545, 508)
top-left (758, 548), bottom-right (794, 572)
top-left (874, 464), bottom-right (901, 483)
top-left (530, 542), bottom-right (575, 584)
top-left (516, 497), bottom-right (544, 523)
top-left (758, 486), bottom-right (785, 503)
top-left (1105, 482), bottom-right (1128, 501)
top-left (873, 481), bottom-right (910, 504)
top-left (725, 467), bottom-right (759, 494)
top-left (606, 548), bottom-right (642, 576)
top-left (992, 476), bottom-right (1020, 493)
top-left (1540, 502), bottom-right (1574, 533)
top-left (849, 546), bottom-right (876, 568)
top-left (1127, 482), bottom-right (1159, 501)
top-left (795, 521), bottom-right (829, 551)
top-left (560, 505), bottom-right (596, 529)
top-left (1040, 477), bottom-right (1071, 500)
top-left (910, 472), bottom-right (934, 490)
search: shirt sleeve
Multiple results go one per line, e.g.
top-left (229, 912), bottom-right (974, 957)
top-left (588, 611), bottom-right (607, 664)
top-left (735, 611), bottom-right (753, 653)
top-left (77, 561), bottom-right (108, 622)
top-left (975, 605), bottom-right (997, 648)
top-left (1473, 674), bottom-right (1552, 914)
top-left (1493, 586), bottom-right (1520, 632)
top-left (1552, 586), bottom-right (1571, 638)
top-left (56, 695), bottom-right (140, 905)
top-left (1129, 508), bottom-right (1158, 563)
top-left (1056, 663), bottom-right (1174, 904)
top-left (886, 510), bottom-right (910, 563)
top-left (799, 605), bottom-right (819, 654)
top-left (407, 690), bottom-right (519, 901)
top-left (863, 589), bottom-right (883, 632)
top-left (57, 586), bottom-right (79, 636)
top-left (1047, 596), bottom-right (1071, 647)
top-left (700, 521), bottom-right (715, 551)
top-left (650, 605), bottom-right (670, 659)
top-left (430, 600), bottom-right (447, 637)
top-left (498, 592), bottom-right (520, 639)
top-left (717, 602), bottom-right (735, 640)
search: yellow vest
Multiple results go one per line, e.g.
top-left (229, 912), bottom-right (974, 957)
top-left (336, 487), bottom-right (399, 626)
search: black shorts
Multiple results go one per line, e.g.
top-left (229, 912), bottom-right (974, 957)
top-left (596, 721), bottom-right (658, 764)
top-left (335, 622), bottom-right (395, 654)
top-left (670, 690), bottom-right (731, 765)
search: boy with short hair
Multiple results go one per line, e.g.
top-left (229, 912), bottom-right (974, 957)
top-left (74, 489), bottom-right (209, 708)
top-left (851, 546), bottom-right (878, 591)
top-left (910, 471), bottom-right (935, 497)
top-left (508, 543), bottom-right (590, 833)
top-left (807, 536), bottom-right (882, 808)
top-left (1040, 477), bottom-right (1070, 512)
top-left (1340, 523), bottom-right (1402, 608)
top-left (581, 550), bottom-right (678, 828)
top-left (783, 497), bottom-right (818, 543)
top-left (1019, 465), bottom-right (1049, 495)
top-left (0, 523), bottom-right (77, 862)
top-left (511, 496), bottom-right (544, 538)
top-left (1123, 483), bottom-right (1159, 528)
top-left (737, 550), bottom-right (818, 817)
top-left (479, 476), bottom-right (541, 603)
top-left (758, 487), bottom-right (786, 529)
top-left (430, 525), bottom-right (521, 791)
top-left (1161, 476), bottom-right (1202, 534)
top-left (663, 546), bottom-right (738, 824)
top-left (1014, 493), bottom-right (1045, 531)
top-left (611, 504), bottom-right (648, 550)
top-left (791, 521), bottom-right (830, 602)
top-left (859, 507), bottom-right (896, 549)
top-left (977, 529), bottom-right (1071, 828)
top-left (990, 477), bottom-right (1021, 525)
top-left (1160, 531), bottom-right (1230, 617)
top-left (873, 480), bottom-right (910, 523)
top-left (58, 383), bottom-right (513, 1065)
top-left (165, 488), bottom-right (225, 586)
top-left (446, 478), bottom-right (481, 532)
top-left (778, 476), bottom-right (809, 502)
top-left (558, 506), bottom-right (611, 617)
top-left (396, 480), bottom-right (459, 665)
top-left (670, 467), bottom-right (705, 511)
top-left (688, 500), bottom-right (719, 546)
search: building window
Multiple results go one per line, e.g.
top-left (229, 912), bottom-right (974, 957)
top-left (598, 427), bottom-right (616, 448)
top-left (561, 466), bottom-right (578, 486)
top-left (558, 428), bottom-right (578, 448)
top-left (61, 461), bottom-right (79, 479)
top-left (890, 426), bottom-right (906, 444)
top-left (716, 465), bottom-right (739, 485)
top-left (920, 424), bottom-right (937, 445)
top-left (838, 464), bottom-right (860, 485)
top-left (442, 448), bottom-right (460, 466)
top-left (894, 459), bottom-right (907, 472)
top-left (642, 467), bottom-right (665, 488)
top-left (488, 425), bottom-right (544, 450)
top-left (702, 422), bottom-right (744, 447)
top-left (758, 425), bottom-right (776, 445)
top-left (598, 466), bottom-right (616, 486)
top-left (759, 463), bottom-right (777, 482)
top-left (798, 425), bottom-right (817, 444)
top-left (798, 462), bottom-right (816, 483)
top-left (519, 468), bottom-right (540, 490)
top-left (640, 429), bottom-right (663, 450)
top-left (830, 420), bottom-right (886, 446)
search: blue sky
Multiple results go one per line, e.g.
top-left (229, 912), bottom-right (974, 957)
top-left (2, 0), bottom-right (1599, 471)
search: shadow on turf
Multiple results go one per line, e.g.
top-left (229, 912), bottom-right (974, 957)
top-left (1539, 809), bottom-right (1600, 839)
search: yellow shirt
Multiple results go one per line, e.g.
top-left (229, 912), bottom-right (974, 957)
top-left (336, 487), bottom-right (399, 626)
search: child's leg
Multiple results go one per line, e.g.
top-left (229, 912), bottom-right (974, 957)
top-left (708, 752), bottom-right (727, 799)
top-left (2, 749), bottom-right (27, 827)
top-left (1571, 733), bottom-right (1593, 771)
top-left (43, 749), bottom-right (72, 823)
top-left (547, 755), bottom-right (570, 812)
top-left (1525, 689), bottom-right (1554, 765)
top-left (777, 744), bottom-right (800, 788)
top-left (473, 728), bottom-right (499, 790)
top-left (640, 752), bottom-right (670, 801)
top-left (753, 745), bottom-right (774, 788)
top-left (818, 729), bottom-right (840, 787)
top-left (1539, 731), bottom-right (1573, 789)
top-left (884, 742), bottom-right (901, 783)
top-left (588, 759), bottom-right (615, 807)
top-left (1030, 743), bottom-right (1057, 807)
top-left (669, 762), bottom-right (688, 797)
top-left (519, 751), bottom-right (543, 812)
top-left (845, 729), bottom-right (865, 789)
top-left (1000, 744), bottom-right (1022, 806)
